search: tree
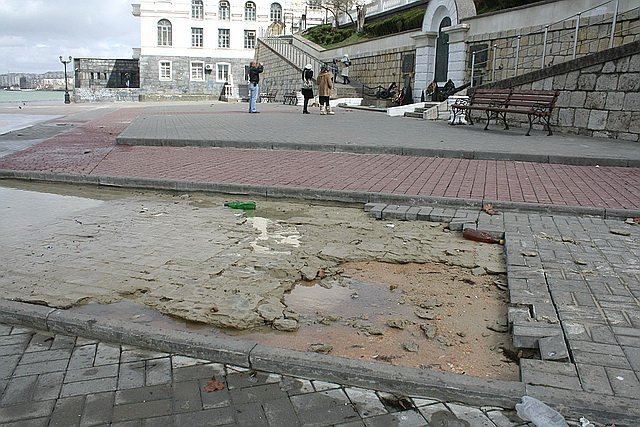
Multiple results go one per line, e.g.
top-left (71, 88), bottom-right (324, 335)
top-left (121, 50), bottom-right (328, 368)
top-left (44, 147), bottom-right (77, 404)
top-left (308, 0), bottom-right (367, 31)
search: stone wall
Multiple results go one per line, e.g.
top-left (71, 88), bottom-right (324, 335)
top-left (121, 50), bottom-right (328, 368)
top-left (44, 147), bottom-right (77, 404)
top-left (74, 58), bottom-right (140, 90)
top-left (138, 55), bottom-right (245, 102)
top-left (481, 41), bottom-right (640, 142)
top-left (466, 8), bottom-right (640, 85)
top-left (255, 42), bottom-right (303, 100)
top-left (74, 88), bottom-right (140, 103)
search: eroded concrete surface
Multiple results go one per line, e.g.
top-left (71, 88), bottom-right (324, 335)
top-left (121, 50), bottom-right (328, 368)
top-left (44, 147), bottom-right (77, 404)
top-left (0, 181), bottom-right (505, 332)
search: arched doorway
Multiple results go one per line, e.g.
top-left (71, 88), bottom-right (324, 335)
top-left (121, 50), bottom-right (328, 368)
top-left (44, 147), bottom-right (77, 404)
top-left (434, 17), bottom-right (451, 82)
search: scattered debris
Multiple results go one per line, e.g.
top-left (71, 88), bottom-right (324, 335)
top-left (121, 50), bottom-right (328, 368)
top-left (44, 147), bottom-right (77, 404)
top-left (521, 251), bottom-right (538, 257)
top-left (483, 203), bottom-right (500, 215)
top-left (203, 378), bottom-right (225, 392)
top-left (308, 343), bottom-right (333, 354)
top-left (386, 319), bottom-right (406, 329)
top-left (609, 228), bottom-right (631, 236)
top-left (403, 342), bottom-right (419, 352)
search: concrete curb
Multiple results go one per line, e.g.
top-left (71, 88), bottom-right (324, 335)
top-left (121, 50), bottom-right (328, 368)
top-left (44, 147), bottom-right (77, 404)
top-left (114, 136), bottom-right (638, 167)
top-left (1, 299), bottom-right (637, 425)
top-left (2, 170), bottom-right (640, 219)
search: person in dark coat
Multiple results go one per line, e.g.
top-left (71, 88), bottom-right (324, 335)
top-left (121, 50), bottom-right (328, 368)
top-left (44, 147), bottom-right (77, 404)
top-left (248, 60), bottom-right (263, 113)
top-left (301, 64), bottom-right (314, 114)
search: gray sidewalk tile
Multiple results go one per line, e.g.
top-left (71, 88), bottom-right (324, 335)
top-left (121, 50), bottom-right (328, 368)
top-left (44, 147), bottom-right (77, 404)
top-left (60, 377), bottom-right (118, 398)
top-left (172, 380), bottom-right (203, 413)
top-left (115, 384), bottom-right (173, 405)
top-left (173, 406), bottom-right (235, 426)
top-left (80, 391), bottom-right (114, 426)
top-left (49, 395), bottom-right (85, 427)
top-left (118, 361), bottom-right (146, 390)
top-left (1, 375), bottom-right (37, 406)
top-left (112, 399), bottom-right (173, 423)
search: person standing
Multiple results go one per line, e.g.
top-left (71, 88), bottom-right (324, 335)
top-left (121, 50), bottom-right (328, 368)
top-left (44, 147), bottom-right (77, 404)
top-left (301, 64), bottom-right (314, 114)
top-left (340, 54), bottom-right (351, 85)
top-left (248, 60), bottom-right (263, 113)
top-left (317, 64), bottom-right (334, 115)
top-left (329, 59), bottom-right (339, 83)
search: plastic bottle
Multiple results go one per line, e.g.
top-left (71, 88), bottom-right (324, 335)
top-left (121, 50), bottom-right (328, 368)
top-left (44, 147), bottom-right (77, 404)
top-left (224, 201), bottom-right (256, 210)
top-left (515, 396), bottom-right (568, 427)
top-left (462, 228), bottom-right (504, 245)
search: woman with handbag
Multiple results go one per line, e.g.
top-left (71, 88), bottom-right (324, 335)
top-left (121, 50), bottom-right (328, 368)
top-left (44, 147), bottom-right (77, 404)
top-left (301, 64), bottom-right (314, 114)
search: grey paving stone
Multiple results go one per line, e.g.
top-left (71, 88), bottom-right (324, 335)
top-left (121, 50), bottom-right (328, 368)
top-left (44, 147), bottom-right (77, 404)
top-left (1, 375), bottom-right (37, 405)
top-left (344, 387), bottom-right (387, 418)
top-left (121, 349), bottom-right (169, 364)
top-left (172, 380), bottom-right (203, 413)
top-left (80, 391), bottom-right (114, 426)
top-left (60, 376), bottom-right (118, 398)
top-left (33, 371), bottom-right (65, 401)
top-left (115, 384), bottom-right (173, 405)
top-left (263, 396), bottom-right (302, 426)
top-left (68, 345), bottom-right (97, 370)
top-left (362, 409), bottom-right (428, 427)
top-left (279, 376), bottom-right (315, 395)
top-left (447, 403), bottom-right (495, 427)
top-left (12, 358), bottom-right (68, 377)
top-left (173, 406), bottom-right (235, 426)
top-left (141, 415), bottom-right (173, 427)
top-left (605, 367), bottom-right (640, 398)
top-left (0, 399), bottom-right (56, 423)
top-left (199, 380), bottom-right (232, 409)
top-left (234, 401), bottom-right (270, 426)
top-left (572, 350), bottom-right (631, 369)
top-left (298, 402), bottom-right (361, 427)
top-left (50, 335), bottom-right (76, 350)
top-left (21, 348), bottom-right (71, 366)
top-left (0, 343), bottom-right (29, 357)
top-left (112, 399), bottom-right (173, 423)
top-left (520, 359), bottom-right (581, 390)
top-left (538, 335), bottom-right (569, 361)
top-left (145, 357), bottom-right (171, 386)
top-left (118, 361), bottom-right (146, 390)
top-left (226, 371), bottom-right (274, 390)
top-left (25, 333), bottom-right (54, 353)
top-left (173, 363), bottom-right (223, 382)
top-left (0, 418), bottom-right (50, 427)
top-left (622, 346), bottom-right (640, 371)
top-left (0, 354), bottom-right (19, 379)
top-left (290, 388), bottom-right (350, 412)
top-left (94, 343), bottom-right (121, 366)
top-left (229, 382), bottom-right (286, 405)
top-left (49, 395), bottom-right (85, 427)
top-left (64, 364), bottom-right (119, 384)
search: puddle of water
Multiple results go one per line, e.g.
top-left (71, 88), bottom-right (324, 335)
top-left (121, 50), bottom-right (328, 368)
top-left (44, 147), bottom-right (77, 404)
top-left (247, 216), bottom-right (301, 254)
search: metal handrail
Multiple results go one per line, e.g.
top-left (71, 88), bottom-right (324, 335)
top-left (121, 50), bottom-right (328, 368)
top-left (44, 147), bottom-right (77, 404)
top-left (470, 0), bottom-right (638, 86)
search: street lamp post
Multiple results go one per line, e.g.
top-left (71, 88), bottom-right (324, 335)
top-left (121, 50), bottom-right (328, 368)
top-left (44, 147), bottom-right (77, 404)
top-left (59, 56), bottom-right (72, 104)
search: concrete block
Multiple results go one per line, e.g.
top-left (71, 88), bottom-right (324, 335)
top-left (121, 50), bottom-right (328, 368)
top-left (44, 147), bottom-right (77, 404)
top-left (538, 335), bottom-right (569, 361)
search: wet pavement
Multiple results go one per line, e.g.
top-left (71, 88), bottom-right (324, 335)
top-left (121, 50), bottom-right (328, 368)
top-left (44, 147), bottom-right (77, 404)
top-left (0, 100), bottom-right (639, 426)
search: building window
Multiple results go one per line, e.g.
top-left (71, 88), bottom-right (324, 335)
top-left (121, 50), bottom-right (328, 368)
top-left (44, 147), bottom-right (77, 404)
top-left (192, 0), bottom-right (203, 19)
top-left (191, 62), bottom-right (205, 81)
top-left (157, 19), bottom-right (172, 46)
top-left (218, 29), bottom-right (230, 48)
top-left (245, 1), bottom-right (256, 21)
top-left (216, 63), bottom-right (230, 82)
top-left (270, 3), bottom-right (282, 22)
top-left (244, 30), bottom-right (256, 49)
top-left (219, 1), bottom-right (229, 21)
top-left (192, 27), bottom-right (203, 47)
top-left (159, 61), bottom-right (172, 80)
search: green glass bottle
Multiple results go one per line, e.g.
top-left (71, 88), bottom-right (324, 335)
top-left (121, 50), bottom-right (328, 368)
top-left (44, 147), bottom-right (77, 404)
top-left (224, 201), bottom-right (256, 210)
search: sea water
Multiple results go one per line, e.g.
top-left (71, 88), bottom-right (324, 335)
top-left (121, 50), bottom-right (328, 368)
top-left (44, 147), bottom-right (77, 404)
top-left (0, 90), bottom-right (63, 104)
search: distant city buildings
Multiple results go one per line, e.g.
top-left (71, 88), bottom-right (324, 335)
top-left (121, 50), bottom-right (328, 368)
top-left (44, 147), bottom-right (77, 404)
top-left (0, 72), bottom-right (70, 90)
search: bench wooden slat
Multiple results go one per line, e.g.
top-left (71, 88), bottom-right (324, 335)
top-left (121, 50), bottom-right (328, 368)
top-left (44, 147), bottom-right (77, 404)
top-left (451, 88), bottom-right (559, 135)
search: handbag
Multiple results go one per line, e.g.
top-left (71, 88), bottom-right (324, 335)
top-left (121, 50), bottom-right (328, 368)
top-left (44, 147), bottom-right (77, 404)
top-left (302, 80), bottom-right (312, 90)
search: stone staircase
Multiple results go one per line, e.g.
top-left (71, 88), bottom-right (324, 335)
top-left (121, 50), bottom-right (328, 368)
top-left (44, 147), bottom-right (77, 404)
top-left (403, 102), bottom-right (441, 119)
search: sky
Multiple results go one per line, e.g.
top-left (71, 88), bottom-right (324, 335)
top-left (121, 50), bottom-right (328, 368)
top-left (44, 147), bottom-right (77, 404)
top-left (0, 0), bottom-right (140, 74)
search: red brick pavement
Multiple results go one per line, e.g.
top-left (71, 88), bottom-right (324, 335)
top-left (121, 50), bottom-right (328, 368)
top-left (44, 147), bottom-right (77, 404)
top-left (1, 108), bottom-right (639, 210)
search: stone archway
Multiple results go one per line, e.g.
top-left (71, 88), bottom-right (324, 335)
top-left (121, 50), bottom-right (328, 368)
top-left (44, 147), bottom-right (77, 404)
top-left (413, 0), bottom-right (476, 100)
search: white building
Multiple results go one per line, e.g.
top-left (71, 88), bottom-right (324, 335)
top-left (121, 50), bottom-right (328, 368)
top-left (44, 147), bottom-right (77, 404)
top-left (133, 0), bottom-right (323, 101)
